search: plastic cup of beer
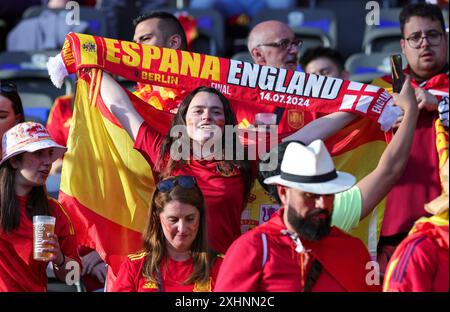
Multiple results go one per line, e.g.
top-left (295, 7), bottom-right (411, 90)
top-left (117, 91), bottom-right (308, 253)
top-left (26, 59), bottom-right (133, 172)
top-left (33, 215), bottom-right (56, 261)
top-left (255, 113), bottom-right (277, 125)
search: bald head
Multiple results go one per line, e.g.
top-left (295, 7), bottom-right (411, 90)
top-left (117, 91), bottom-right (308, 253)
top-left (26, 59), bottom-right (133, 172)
top-left (248, 21), bottom-right (299, 71)
top-left (248, 21), bottom-right (293, 51)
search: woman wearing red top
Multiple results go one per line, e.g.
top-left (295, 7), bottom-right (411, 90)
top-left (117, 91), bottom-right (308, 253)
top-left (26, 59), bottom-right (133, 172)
top-left (100, 73), bottom-right (354, 254)
top-left (101, 73), bottom-right (253, 254)
top-left (0, 122), bottom-right (81, 292)
top-left (112, 175), bottom-right (222, 292)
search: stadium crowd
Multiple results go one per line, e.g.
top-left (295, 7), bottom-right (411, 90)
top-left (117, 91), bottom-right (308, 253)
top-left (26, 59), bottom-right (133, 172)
top-left (0, 0), bottom-right (448, 293)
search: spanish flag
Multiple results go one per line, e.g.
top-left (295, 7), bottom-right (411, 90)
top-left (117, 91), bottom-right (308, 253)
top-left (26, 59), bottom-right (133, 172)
top-left (58, 69), bottom-right (174, 269)
top-left (49, 33), bottom-right (399, 273)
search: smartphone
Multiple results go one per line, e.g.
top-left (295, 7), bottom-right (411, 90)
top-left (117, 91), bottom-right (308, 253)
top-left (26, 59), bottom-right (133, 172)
top-left (390, 54), bottom-right (404, 93)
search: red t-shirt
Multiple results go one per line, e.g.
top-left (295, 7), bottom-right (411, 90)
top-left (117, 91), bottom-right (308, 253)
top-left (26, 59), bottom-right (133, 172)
top-left (112, 252), bottom-right (223, 292)
top-left (46, 95), bottom-right (74, 147)
top-left (375, 70), bottom-right (449, 236)
top-left (215, 209), bottom-right (380, 292)
top-left (0, 196), bottom-right (80, 292)
top-left (134, 122), bottom-right (249, 254)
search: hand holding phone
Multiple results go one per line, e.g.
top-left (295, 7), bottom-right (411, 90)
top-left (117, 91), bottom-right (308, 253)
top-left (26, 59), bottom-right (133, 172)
top-left (390, 54), bottom-right (404, 93)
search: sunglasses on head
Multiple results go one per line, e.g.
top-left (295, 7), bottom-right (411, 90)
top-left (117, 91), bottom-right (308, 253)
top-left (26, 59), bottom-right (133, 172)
top-left (0, 82), bottom-right (17, 93)
top-left (156, 175), bottom-right (197, 193)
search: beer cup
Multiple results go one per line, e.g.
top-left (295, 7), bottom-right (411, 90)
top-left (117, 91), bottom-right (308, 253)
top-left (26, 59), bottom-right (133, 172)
top-left (33, 215), bottom-right (56, 261)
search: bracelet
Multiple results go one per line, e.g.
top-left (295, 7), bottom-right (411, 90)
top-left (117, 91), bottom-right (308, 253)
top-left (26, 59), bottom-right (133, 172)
top-left (55, 254), bottom-right (65, 268)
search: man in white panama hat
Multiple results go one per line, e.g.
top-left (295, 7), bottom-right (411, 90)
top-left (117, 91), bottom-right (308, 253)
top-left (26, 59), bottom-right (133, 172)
top-left (215, 140), bottom-right (380, 292)
top-left (215, 78), bottom-right (420, 292)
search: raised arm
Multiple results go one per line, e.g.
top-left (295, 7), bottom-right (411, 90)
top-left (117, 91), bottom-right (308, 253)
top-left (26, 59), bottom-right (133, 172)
top-left (357, 76), bottom-right (418, 219)
top-left (100, 72), bottom-right (143, 141)
top-left (282, 112), bottom-right (357, 144)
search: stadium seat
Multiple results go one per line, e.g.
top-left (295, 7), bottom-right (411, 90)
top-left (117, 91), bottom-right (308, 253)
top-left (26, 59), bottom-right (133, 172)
top-left (345, 52), bottom-right (406, 84)
top-left (22, 5), bottom-right (108, 37)
top-left (231, 51), bottom-right (253, 63)
top-left (24, 104), bottom-right (51, 124)
top-left (150, 7), bottom-right (225, 56)
top-left (362, 8), bottom-right (402, 54)
top-left (0, 50), bottom-right (73, 123)
top-left (251, 8), bottom-right (338, 52)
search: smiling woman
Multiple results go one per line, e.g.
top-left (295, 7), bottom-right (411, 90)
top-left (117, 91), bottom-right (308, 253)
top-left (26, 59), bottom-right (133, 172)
top-left (112, 175), bottom-right (223, 292)
top-left (101, 72), bottom-right (254, 255)
top-left (0, 122), bottom-right (81, 292)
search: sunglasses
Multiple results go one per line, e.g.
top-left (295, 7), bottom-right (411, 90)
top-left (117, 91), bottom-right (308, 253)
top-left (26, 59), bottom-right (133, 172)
top-left (156, 175), bottom-right (197, 193)
top-left (0, 82), bottom-right (18, 93)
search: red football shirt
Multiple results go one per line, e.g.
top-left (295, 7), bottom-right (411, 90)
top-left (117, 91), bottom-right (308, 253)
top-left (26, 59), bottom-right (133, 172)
top-left (46, 95), bottom-right (73, 147)
top-left (384, 219), bottom-right (449, 292)
top-left (0, 196), bottom-right (81, 292)
top-left (112, 252), bottom-right (223, 292)
top-left (134, 122), bottom-right (249, 254)
top-left (215, 209), bottom-right (380, 292)
top-left (379, 71), bottom-right (449, 236)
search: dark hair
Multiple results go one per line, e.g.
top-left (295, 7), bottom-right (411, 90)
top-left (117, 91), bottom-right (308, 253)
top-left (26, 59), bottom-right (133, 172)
top-left (133, 11), bottom-right (188, 50)
top-left (0, 156), bottom-right (51, 233)
top-left (400, 3), bottom-right (446, 35)
top-left (257, 140), bottom-right (305, 203)
top-left (156, 86), bottom-right (254, 201)
top-left (142, 177), bottom-right (214, 285)
top-left (299, 47), bottom-right (345, 72)
top-left (0, 81), bottom-right (25, 123)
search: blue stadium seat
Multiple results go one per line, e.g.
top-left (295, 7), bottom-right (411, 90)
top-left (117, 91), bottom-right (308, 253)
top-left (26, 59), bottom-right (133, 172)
top-left (0, 50), bottom-right (73, 122)
top-left (149, 7), bottom-right (226, 56)
top-left (24, 106), bottom-right (50, 125)
top-left (345, 52), bottom-right (406, 84)
top-left (22, 5), bottom-right (108, 37)
top-left (362, 8), bottom-right (402, 54)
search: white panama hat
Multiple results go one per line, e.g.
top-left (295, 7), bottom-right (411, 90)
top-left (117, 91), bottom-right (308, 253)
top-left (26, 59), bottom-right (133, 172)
top-left (0, 122), bottom-right (67, 166)
top-left (264, 140), bottom-right (356, 194)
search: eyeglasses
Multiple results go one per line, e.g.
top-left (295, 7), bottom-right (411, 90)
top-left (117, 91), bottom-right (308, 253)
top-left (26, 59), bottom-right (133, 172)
top-left (405, 30), bottom-right (444, 49)
top-left (156, 175), bottom-right (197, 193)
top-left (0, 81), bottom-right (17, 93)
top-left (256, 38), bottom-right (303, 50)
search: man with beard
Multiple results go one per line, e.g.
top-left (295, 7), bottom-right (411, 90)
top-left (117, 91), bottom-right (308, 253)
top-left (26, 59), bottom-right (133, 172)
top-left (215, 78), bottom-right (419, 291)
top-left (215, 140), bottom-right (379, 291)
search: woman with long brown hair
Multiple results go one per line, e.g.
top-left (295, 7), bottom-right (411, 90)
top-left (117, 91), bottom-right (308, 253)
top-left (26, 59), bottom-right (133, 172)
top-left (100, 72), bottom-right (354, 255)
top-left (0, 122), bottom-right (81, 291)
top-left (101, 74), bottom-right (253, 255)
top-left (112, 175), bottom-right (222, 292)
